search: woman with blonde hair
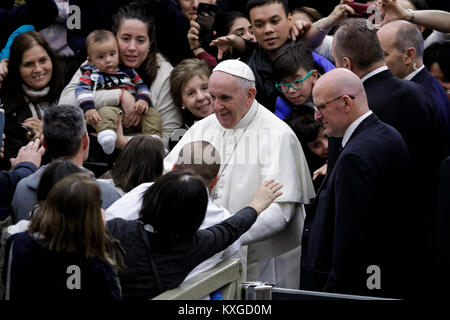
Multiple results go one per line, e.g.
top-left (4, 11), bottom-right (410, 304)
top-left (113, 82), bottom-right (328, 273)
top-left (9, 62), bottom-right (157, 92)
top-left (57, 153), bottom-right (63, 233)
top-left (2, 173), bottom-right (122, 300)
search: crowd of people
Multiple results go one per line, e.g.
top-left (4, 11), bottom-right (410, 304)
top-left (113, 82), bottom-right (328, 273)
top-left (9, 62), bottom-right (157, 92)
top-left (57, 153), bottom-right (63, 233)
top-left (0, 0), bottom-right (449, 300)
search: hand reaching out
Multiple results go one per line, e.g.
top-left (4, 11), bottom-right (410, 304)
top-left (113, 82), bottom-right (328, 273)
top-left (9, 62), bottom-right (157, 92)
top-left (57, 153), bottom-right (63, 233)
top-left (10, 138), bottom-right (46, 169)
top-left (249, 179), bottom-right (283, 215)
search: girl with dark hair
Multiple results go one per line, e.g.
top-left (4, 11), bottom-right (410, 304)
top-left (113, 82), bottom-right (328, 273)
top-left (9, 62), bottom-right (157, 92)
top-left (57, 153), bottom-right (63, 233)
top-left (100, 134), bottom-right (165, 194)
top-left (59, 2), bottom-right (183, 149)
top-left (0, 31), bottom-right (63, 170)
top-left (107, 171), bottom-right (282, 300)
top-left (2, 173), bottom-right (122, 300)
top-left (215, 11), bottom-right (255, 42)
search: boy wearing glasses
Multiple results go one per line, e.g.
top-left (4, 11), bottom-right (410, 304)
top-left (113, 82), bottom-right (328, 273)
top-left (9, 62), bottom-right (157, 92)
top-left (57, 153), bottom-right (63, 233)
top-left (273, 42), bottom-right (321, 120)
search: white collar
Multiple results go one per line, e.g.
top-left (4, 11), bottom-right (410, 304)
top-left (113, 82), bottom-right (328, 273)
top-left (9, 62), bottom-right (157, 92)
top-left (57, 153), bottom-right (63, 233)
top-left (342, 110), bottom-right (373, 147)
top-left (230, 99), bottom-right (259, 131)
top-left (404, 65), bottom-right (425, 81)
top-left (360, 66), bottom-right (389, 83)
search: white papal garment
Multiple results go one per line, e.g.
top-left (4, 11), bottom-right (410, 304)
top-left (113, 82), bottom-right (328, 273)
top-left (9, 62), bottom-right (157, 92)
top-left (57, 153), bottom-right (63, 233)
top-left (165, 99), bottom-right (315, 289)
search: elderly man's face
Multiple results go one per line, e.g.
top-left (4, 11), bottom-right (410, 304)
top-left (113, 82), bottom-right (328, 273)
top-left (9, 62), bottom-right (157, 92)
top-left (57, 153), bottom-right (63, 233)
top-left (377, 28), bottom-right (408, 78)
top-left (209, 72), bottom-right (253, 129)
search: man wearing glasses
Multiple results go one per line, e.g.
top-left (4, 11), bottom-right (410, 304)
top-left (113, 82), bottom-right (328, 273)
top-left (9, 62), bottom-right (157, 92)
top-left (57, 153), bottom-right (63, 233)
top-left (300, 68), bottom-right (418, 298)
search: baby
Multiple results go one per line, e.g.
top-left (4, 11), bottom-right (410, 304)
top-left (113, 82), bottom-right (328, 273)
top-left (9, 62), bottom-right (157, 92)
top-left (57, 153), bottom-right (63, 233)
top-left (76, 29), bottom-right (162, 154)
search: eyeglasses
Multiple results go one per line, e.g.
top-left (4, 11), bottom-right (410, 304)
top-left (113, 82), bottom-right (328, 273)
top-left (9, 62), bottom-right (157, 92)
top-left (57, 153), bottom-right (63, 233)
top-left (313, 95), bottom-right (355, 113)
top-left (275, 70), bottom-right (314, 93)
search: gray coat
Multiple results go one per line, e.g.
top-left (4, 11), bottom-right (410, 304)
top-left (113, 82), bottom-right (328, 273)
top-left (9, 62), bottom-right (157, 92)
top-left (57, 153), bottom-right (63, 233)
top-left (11, 164), bottom-right (122, 223)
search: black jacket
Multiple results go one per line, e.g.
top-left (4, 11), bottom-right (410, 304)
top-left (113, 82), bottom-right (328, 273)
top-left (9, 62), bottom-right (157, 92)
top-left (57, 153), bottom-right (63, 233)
top-left (107, 206), bottom-right (257, 300)
top-left (301, 114), bottom-right (418, 298)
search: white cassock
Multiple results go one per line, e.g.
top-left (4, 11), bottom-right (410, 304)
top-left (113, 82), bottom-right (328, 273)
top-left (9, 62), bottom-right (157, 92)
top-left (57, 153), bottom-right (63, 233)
top-left (165, 99), bottom-right (315, 289)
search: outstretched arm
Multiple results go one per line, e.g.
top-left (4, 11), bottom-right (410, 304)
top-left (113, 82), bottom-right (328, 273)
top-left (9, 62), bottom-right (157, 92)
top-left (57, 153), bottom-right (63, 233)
top-left (380, 0), bottom-right (450, 32)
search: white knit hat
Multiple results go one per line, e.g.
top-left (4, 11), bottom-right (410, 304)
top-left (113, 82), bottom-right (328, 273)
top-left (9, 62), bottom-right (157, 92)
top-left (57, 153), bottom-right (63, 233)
top-left (212, 59), bottom-right (255, 81)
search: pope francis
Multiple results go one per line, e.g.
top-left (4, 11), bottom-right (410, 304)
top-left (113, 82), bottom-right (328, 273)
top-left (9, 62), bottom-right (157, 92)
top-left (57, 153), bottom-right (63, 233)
top-left (164, 59), bottom-right (315, 289)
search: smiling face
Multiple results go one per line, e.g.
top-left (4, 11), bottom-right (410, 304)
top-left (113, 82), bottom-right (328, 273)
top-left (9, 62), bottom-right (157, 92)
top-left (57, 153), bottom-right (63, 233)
top-left (116, 18), bottom-right (151, 69)
top-left (280, 67), bottom-right (317, 106)
top-left (249, 3), bottom-right (291, 58)
top-left (182, 74), bottom-right (213, 118)
top-left (87, 38), bottom-right (120, 72)
top-left (209, 72), bottom-right (255, 129)
top-left (19, 44), bottom-right (53, 90)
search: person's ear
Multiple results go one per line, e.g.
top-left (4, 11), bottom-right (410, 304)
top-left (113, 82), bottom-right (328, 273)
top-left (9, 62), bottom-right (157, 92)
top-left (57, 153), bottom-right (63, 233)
top-left (311, 70), bottom-right (319, 84)
top-left (208, 174), bottom-right (219, 191)
top-left (82, 132), bottom-right (89, 150)
top-left (41, 136), bottom-right (48, 151)
top-left (247, 87), bottom-right (257, 107)
top-left (343, 95), bottom-right (353, 112)
top-left (342, 57), bottom-right (352, 70)
top-left (404, 47), bottom-right (416, 66)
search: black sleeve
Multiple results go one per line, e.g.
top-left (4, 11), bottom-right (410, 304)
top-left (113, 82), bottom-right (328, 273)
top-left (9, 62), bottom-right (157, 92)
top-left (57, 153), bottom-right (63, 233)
top-left (189, 206), bottom-right (258, 267)
top-left (0, 0), bottom-right (58, 48)
top-left (0, 162), bottom-right (37, 207)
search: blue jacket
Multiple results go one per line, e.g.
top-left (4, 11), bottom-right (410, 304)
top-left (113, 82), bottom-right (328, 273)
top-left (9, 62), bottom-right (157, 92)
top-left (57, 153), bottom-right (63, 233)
top-left (411, 67), bottom-right (450, 154)
top-left (0, 161), bottom-right (37, 220)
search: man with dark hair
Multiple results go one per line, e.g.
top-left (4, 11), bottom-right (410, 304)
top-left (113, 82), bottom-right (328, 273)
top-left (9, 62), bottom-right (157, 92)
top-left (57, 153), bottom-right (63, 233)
top-left (377, 20), bottom-right (450, 146)
top-left (11, 105), bottom-right (122, 223)
top-left (212, 0), bottom-right (351, 112)
top-left (331, 18), bottom-right (446, 294)
top-left (244, 0), bottom-right (346, 112)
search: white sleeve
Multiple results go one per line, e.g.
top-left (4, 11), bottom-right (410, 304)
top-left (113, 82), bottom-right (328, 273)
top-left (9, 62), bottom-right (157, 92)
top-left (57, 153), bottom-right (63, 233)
top-left (240, 202), bottom-right (295, 245)
top-left (314, 35), bottom-right (334, 63)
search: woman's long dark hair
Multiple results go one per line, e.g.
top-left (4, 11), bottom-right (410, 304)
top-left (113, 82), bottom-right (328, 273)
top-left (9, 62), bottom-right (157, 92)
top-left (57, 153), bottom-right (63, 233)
top-left (2, 31), bottom-right (63, 115)
top-left (110, 135), bottom-right (165, 192)
top-left (112, 2), bottom-right (159, 86)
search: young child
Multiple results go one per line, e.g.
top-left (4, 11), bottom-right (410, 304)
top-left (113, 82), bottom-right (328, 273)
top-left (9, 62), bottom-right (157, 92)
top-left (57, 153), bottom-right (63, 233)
top-left (284, 107), bottom-right (328, 191)
top-left (273, 42), bottom-right (320, 120)
top-left (75, 29), bottom-right (162, 154)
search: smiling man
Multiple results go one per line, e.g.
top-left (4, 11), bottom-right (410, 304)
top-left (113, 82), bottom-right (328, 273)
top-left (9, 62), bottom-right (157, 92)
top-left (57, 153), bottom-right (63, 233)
top-left (165, 59), bottom-right (315, 289)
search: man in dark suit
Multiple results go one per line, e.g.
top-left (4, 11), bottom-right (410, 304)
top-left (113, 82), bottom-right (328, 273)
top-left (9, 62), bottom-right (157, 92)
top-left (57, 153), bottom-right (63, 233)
top-left (377, 20), bottom-right (450, 149)
top-left (300, 68), bottom-right (417, 298)
top-left (329, 21), bottom-right (445, 288)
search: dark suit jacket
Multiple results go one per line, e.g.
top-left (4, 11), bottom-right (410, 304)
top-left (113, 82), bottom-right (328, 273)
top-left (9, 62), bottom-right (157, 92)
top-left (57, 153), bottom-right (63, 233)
top-left (411, 67), bottom-right (450, 152)
top-left (328, 70), bottom-right (443, 247)
top-left (301, 113), bottom-right (417, 298)
top-left (433, 156), bottom-right (450, 296)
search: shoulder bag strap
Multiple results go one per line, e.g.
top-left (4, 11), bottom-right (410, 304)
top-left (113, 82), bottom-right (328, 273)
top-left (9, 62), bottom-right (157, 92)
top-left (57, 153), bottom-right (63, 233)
top-left (137, 222), bottom-right (164, 293)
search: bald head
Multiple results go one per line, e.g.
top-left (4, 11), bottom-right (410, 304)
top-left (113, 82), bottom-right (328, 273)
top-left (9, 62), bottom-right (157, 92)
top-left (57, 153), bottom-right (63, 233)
top-left (175, 141), bottom-right (221, 187)
top-left (378, 20), bottom-right (423, 78)
top-left (313, 68), bottom-right (366, 107)
top-left (313, 69), bottom-right (369, 137)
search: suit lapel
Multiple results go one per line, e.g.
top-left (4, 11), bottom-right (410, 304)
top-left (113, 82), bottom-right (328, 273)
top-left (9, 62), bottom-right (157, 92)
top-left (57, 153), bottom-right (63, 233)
top-left (311, 114), bottom-right (378, 209)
